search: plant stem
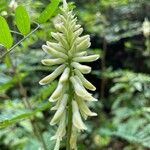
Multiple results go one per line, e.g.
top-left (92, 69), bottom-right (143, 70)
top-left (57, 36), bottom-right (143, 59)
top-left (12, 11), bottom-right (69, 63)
top-left (100, 37), bottom-right (107, 99)
top-left (66, 63), bottom-right (73, 150)
top-left (66, 81), bottom-right (73, 150)
top-left (0, 22), bottom-right (40, 59)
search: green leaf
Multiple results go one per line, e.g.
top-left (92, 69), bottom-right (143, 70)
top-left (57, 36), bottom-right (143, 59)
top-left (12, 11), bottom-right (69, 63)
top-left (0, 102), bottom-right (51, 128)
top-left (0, 0), bottom-right (7, 12)
top-left (23, 138), bottom-right (41, 150)
top-left (0, 16), bottom-right (13, 49)
top-left (0, 73), bottom-right (27, 94)
top-left (38, 0), bottom-right (60, 23)
top-left (43, 130), bottom-right (56, 150)
top-left (15, 6), bottom-right (31, 35)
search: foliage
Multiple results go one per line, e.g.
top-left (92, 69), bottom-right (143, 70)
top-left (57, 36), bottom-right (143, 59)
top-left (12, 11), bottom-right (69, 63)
top-left (0, 16), bottom-right (13, 49)
top-left (15, 6), bottom-right (31, 35)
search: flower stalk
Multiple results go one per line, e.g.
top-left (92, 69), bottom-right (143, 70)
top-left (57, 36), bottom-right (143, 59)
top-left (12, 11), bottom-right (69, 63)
top-left (39, 2), bottom-right (99, 150)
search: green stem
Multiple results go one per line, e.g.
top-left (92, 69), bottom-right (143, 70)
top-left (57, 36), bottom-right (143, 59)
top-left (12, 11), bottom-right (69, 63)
top-left (66, 81), bottom-right (73, 150)
top-left (66, 63), bottom-right (73, 150)
top-left (0, 22), bottom-right (40, 59)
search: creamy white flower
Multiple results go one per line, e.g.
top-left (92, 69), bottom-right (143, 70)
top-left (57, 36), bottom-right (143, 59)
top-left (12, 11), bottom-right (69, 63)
top-left (76, 97), bottom-right (97, 120)
top-left (50, 94), bottom-right (68, 125)
top-left (73, 54), bottom-right (99, 63)
top-left (41, 58), bottom-right (65, 66)
top-left (70, 76), bottom-right (97, 101)
top-left (76, 38), bottom-right (91, 51)
top-left (70, 76), bottom-right (92, 98)
top-left (51, 98), bottom-right (61, 110)
top-left (70, 126), bottom-right (78, 150)
top-left (76, 35), bottom-right (90, 44)
top-left (42, 45), bottom-right (68, 59)
top-left (51, 111), bottom-right (66, 140)
top-left (54, 139), bottom-right (60, 150)
top-left (75, 51), bottom-right (87, 57)
top-left (46, 41), bottom-right (66, 53)
top-left (59, 67), bottom-right (70, 83)
top-left (39, 64), bottom-right (66, 85)
top-left (72, 100), bottom-right (87, 130)
top-left (49, 83), bottom-right (64, 102)
top-left (71, 62), bottom-right (91, 74)
top-left (74, 69), bottom-right (96, 91)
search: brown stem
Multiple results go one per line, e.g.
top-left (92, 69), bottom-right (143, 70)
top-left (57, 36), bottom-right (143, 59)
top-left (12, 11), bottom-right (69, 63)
top-left (100, 37), bottom-right (107, 99)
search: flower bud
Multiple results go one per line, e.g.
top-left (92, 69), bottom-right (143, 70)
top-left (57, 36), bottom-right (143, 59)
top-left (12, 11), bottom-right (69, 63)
top-left (70, 76), bottom-right (95, 100)
top-left (49, 83), bottom-right (64, 102)
top-left (70, 126), bottom-right (78, 150)
top-left (76, 35), bottom-right (90, 44)
top-left (74, 69), bottom-right (96, 91)
top-left (51, 98), bottom-right (61, 110)
top-left (42, 45), bottom-right (68, 59)
top-left (46, 41), bottom-right (66, 53)
top-left (77, 38), bottom-right (91, 51)
top-left (51, 111), bottom-right (66, 140)
top-left (41, 58), bottom-right (65, 66)
top-left (51, 32), bottom-right (63, 41)
top-left (60, 67), bottom-right (70, 83)
top-left (72, 100), bottom-right (87, 130)
top-left (50, 94), bottom-right (68, 125)
top-left (39, 64), bottom-right (66, 85)
top-left (71, 62), bottom-right (91, 74)
top-left (74, 28), bottom-right (83, 38)
top-left (73, 54), bottom-right (100, 63)
top-left (53, 139), bottom-right (60, 150)
top-left (75, 51), bottom-right (87, 57)
top-left (76, 98), bottom-right (97, 119)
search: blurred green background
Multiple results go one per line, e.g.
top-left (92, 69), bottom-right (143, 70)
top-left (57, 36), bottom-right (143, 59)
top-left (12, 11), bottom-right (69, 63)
top-left (0, 0), bottom-right (150, 150)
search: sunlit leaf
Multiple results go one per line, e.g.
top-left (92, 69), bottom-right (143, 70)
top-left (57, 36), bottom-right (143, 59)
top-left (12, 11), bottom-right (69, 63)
top-left (15, 6), bottom-right (31, 35)
top-left (0, 102), bottom-right (51, 128)
top-left (0, 0), bottom-right (7, 12)
top-left (38, 0), bottom-right (60, 23)
top-left (0, 73), bottom-right (27, 94)
top-left (0, 16), bottom-right (13, 49)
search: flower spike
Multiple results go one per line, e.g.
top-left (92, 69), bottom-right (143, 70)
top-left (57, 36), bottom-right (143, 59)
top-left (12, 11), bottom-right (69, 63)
top-left (39, 3), bottom-right (99, 150)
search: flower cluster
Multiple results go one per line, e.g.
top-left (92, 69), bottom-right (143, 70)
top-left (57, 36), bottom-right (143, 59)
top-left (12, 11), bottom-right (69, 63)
top-left (39, 6), bottom-right (99, 150)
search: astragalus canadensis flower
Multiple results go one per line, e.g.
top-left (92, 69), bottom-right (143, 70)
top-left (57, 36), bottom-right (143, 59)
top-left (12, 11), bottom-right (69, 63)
top-left (39, 3), bottom-right (99, 150)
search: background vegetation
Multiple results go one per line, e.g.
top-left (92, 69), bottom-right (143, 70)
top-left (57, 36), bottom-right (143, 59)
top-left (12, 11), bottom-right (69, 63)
top-left (0, 0), bottom-right (150, 150)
